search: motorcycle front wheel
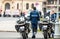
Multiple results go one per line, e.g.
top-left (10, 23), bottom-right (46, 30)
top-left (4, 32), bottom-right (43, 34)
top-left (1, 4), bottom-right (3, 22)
top-left (43, 31), bottom-right (48, 39)
top-left (22, 32), bottom-right (28, 39)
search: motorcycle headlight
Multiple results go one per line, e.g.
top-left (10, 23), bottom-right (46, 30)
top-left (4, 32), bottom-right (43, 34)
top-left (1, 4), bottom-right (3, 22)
top-left (20, 26), bottom-right (25, 29)
top-left (19, 26), bottom-right (25, 31)
top-left (43, 25), bottom-right (48, 30)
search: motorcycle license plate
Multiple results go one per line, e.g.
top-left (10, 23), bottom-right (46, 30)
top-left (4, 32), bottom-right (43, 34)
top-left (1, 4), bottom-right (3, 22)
top-left (43, 25), bottom-right (47, 27)
top-left (43, 25), bottom-right (47, 30)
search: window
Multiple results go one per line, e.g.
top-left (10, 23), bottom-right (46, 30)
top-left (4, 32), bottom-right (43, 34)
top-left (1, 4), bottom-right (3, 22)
top-left (26, 3), bottom-right (29, 10)
top-left (47, 0), bottom-right (54, 4)
top-left (59, 7), bottom-right (60, 11)
top-left (43, 2), bottom-right (46, 5)
top-left (31, 3), bottom-right (34, 8)
top-left (59, 0), bottom-right (60, 4)
top-left (54, 0), bottom-right (57, 4)
top-left (17, 3), bottom-right (19, 9)
top-left (5, 3), bottom-right (10, 10)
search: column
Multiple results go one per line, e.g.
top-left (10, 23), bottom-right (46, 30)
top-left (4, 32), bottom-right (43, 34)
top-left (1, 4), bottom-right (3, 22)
top-left (54, 0), bottom-right (55, 4)
top-left (54, 0), bottom-right (60, 38)
top-left (54, 22), bottom-right (60, 38)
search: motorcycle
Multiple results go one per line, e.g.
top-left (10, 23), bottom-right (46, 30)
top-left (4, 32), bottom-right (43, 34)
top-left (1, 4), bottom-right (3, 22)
top-left (15, 16), bottom-right (30, 39)
top-left (42, 20), bottom-right (48, 39)
top-left (42, 16), bottom-right (53, 39)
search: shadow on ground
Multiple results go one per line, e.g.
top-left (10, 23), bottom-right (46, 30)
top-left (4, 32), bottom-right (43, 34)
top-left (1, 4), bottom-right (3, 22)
top-left (0, 38), bottom-right (60, 39)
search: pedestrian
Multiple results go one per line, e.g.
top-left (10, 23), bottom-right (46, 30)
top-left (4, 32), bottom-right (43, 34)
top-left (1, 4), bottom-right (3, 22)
top-left (3, 11), bottom-right (6, 17)
top-left (50, 10), bottom-right (57, 22)
top-left (50, 10), bottom-right (57, 38)
top-left (30, 7), bottom-right (40, 38)
top-left (51, 28), bottom-right (54, 38)
top-left (20, 11), bottom-right (25, 16)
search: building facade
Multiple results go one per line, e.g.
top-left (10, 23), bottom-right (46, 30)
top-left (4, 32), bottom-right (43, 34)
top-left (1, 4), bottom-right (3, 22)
top-left (0, 0), bottom-right (44, 15)
top-left (43, 0), bottom-right (60, 12)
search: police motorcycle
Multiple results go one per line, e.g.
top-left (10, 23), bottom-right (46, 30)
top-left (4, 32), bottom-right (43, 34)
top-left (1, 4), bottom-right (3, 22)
top-left (42, 16), bottom-right (53, 39)
top-left (15, 15), bottom-right (30, 39)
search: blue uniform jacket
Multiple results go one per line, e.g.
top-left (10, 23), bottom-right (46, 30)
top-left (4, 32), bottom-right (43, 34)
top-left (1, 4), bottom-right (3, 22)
top-left (30, 10), bottom-right (40, 24)
top-left (51, 13), bottom-right (57, 22)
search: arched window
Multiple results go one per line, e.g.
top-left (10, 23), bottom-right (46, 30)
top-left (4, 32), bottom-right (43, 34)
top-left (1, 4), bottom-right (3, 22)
top-left (26, 3), bottom-right (29, 10)
top-left (5, 3), bottom-right (10, 10)
top-left (31, 3), bottom-right (34, 8)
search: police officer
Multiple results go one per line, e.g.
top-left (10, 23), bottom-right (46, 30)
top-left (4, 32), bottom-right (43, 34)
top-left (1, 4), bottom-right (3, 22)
top-left (30, 7), bottom-right (40, 38)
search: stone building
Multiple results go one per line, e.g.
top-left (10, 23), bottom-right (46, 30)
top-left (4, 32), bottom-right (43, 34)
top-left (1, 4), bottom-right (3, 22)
top-left (43, 0), bottom-right (60, 12)
top-left (0, 0), bottom-right (44, 15)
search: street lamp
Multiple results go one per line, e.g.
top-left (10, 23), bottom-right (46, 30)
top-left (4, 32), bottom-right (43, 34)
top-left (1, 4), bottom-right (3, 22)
top-left (22, 0), bottom-right (23, 12)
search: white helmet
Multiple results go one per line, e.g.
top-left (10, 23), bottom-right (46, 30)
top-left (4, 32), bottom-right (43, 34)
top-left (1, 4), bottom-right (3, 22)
top-left (45, 16), bottom-right (49, 20)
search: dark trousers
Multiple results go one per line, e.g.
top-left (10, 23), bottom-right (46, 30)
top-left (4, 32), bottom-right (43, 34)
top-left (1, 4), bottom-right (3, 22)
top-left (31, 23), bottom-right (37, 36)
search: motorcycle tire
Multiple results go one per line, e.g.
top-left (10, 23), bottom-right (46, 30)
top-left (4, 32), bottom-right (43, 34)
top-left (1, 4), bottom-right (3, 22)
top-left (44, 31), bottom-right (48, 39)
top-left (22, 32), bottom-right (27, 39)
